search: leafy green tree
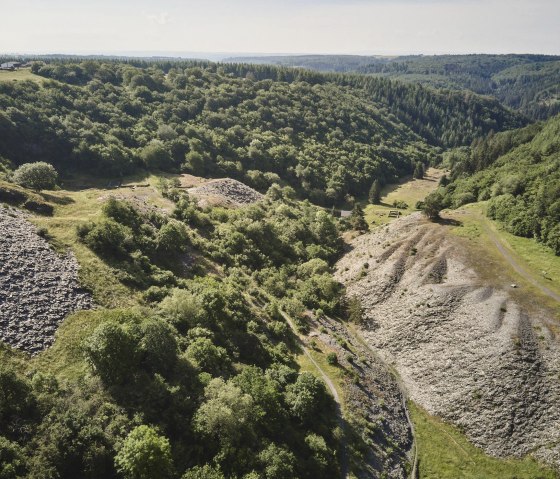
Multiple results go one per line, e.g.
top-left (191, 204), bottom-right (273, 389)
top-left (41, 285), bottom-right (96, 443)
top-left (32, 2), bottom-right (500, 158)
top-left (193, 378), bottom-right (256, 448)
top-left (78, 219), bottom-right (132, 258)
top-left (0, 436), bottom-right (27, 479)
top-left (258, 443), bottom-right (297, 479)
top-left (285, 372), bottom-right (327, 422)
top-left (141, 141), bottom-right (173, 170)
top-left (83, 321), bottom-right (139, 386)
top-left (422, 190), bottom-right (445, 220)
top-left (184, 338), bottom-right (230, 376)
top-left (115, 425), bottom-right (174, 479)
top-left (182, 464), bottom-right (225, 479)
top-left (158, 289), bottom-right (206, 332)
top-left (139, 319), bottom-right (178, 374)
top-left (156, 220), bottom-right (189, 255)
top-left (0, 366), bottom-right (35, 436)
top-left (12, 162), bottom-right (58, 190)
top-left (368, 179), bottom-right (381, 204)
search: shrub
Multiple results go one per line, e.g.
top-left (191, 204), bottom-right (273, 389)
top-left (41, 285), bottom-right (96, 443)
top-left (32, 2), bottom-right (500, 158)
top-left (12, 162), bottom-right (58, 190)
top-left (115, 425), bottom-right (174, 479)
top-left (78, 219), bottom-right (132, 258)
top-left (326, 353), bottom-right (338, 365)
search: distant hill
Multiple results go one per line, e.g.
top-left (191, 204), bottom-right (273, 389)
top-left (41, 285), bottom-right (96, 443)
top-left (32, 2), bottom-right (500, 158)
top-left (0, 58), bottom-right (525, 205)
top-left (228, 54), bottom-right (560, 120)
top-left (441, 113), bottom-right (560, 253)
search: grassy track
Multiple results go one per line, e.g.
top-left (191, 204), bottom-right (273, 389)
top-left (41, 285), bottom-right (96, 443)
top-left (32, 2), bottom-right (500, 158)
top-left (410, 402), bottom-right (558, 479)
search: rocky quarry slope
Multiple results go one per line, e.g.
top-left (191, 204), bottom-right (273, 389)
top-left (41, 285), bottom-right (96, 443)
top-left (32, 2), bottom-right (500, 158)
top-left (0, 205), bottom-right (92, 354)
top-left (187, 178), bottom-right (263, 207)
top-left (335, 213), bottom-right (560, 469)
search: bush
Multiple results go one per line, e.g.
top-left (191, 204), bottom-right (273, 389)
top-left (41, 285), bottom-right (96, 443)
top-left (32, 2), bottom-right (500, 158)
top-left (12, 162), bottom-right (58, 190)
top-left (78, 219), bottom-right (132, 258)
top-left (326, 353), bottom-right (338, 365)
top-left (115, 425), bottom-right (174, 479)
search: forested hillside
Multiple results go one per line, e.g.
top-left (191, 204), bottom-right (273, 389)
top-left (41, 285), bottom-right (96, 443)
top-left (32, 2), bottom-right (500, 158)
top-left (438, 113), bottom-right (560, 254)
top-left (0, 59), bottom-right (524, 204)
top-left (231, 54), bottom-right (560, 120)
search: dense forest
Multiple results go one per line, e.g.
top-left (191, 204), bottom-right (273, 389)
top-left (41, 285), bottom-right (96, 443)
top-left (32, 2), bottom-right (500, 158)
top-left (232, 54), bottom-right (560, 120)
top-left (434, 113), bottom-right (560, 254)
top-left (0, 59), bottom-right (524, 204)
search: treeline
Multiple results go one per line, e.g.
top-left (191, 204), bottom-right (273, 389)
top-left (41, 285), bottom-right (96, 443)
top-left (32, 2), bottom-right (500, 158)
top-left (357, 54), bottom-right (560, 121)
top-left (439, 114), bottom-right (560, 254)
top-left (0, 59), bottom-right (524, 204)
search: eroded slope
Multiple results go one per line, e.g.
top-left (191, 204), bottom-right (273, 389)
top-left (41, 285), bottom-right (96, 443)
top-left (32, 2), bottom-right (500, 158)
top-left (0, 205), bottom-right (92, 353)
top-left (335, 213), bottom-right (560, 468)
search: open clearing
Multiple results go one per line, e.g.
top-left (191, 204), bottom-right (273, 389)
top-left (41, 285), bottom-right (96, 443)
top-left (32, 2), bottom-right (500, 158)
top-left (0, 68), bottom-right (44, 82)
top-left (364, 168), bottom-right (445, 226)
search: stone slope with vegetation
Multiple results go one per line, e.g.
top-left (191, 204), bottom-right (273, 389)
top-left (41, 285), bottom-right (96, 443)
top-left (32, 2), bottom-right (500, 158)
top-left (0, 56), bottom-right (557, 479)
top-left (0, 205), bottom-right (92, 353)
top-left (335, 213), bottom-right (560, 471)
top-left (0, 171), bottom-right (414, 478)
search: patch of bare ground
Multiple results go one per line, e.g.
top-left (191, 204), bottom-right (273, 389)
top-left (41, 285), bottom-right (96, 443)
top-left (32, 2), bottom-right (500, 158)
top-left (186, 178), bottom-right (263, 208)
top-left (335, 213), bottom-right (560, 470)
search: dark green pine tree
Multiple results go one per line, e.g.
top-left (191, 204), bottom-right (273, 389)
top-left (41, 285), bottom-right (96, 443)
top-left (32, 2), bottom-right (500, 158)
top-left (413, 161), bottom-right (425, 179)
top-left (368, 179), bottom-right (382, 204)
top-left (350, 204), bottom-right (369, 232)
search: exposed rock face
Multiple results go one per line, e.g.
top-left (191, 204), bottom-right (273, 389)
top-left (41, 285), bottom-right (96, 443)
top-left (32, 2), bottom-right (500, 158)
top-left (335, 213), bottom-right (560, 469)
top-left (0, 205), bottom-right (92, 354)
top-left (312, 314), bottom-right (414, 478)
top-left (188, 178), bottom-right (263, 207)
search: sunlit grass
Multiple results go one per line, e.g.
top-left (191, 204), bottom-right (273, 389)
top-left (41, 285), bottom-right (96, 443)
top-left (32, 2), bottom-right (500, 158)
top-left (410, 402), bottom-right (557, 479)
top-left (364, 168), bottom-right (445, 227)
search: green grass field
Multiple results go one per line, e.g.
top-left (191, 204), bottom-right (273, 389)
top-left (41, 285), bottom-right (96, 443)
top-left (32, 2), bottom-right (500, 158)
top-left (448, 203), bottom-right (560, 317)
top-left (0, 68), bottom-right (44, 82)
top-left (410, 402), bottom-right (558, 479)
top-left (364, 168), bottom-right (445, 227)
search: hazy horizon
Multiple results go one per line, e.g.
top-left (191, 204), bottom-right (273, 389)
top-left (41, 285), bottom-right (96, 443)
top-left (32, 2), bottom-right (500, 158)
top-left (1, 0), bottom-right (559, 57)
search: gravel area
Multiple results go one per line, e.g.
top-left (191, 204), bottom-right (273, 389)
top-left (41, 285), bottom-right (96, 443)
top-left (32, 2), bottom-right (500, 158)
top-left (0, 205), bottom-right (92, 354)
top-left (188, 178), bottom-right (263, 207)
top-left (335, 213), bottom-right (560, 469)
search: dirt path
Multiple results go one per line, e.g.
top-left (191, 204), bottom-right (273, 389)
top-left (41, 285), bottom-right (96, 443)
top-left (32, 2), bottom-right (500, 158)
top-left (485, 223), bottom-right (560, 303)
top-left (280, 311), bottom-right (348, 479)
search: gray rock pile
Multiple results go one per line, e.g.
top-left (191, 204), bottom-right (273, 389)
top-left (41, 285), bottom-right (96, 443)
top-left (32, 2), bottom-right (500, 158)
top-left (188, 178), bottom-right (263, 207)
top-left (0, 205), bottom-right (92, 354)
top-left (335, 213), bottom-right (560, 469)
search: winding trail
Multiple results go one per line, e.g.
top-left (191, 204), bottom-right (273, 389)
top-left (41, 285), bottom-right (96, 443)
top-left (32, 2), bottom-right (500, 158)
top-left (280, 311), bottom-right (349, 479)
top-left (484, 223), bottom-right (560, 303)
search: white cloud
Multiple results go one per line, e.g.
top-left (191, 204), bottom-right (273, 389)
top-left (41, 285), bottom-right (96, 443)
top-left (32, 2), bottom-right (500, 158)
top-left (144, 11), bottom-right (171, 26)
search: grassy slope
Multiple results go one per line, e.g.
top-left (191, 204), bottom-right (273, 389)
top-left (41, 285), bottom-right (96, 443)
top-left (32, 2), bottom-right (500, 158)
top-left (410, 402), bottom-right (558, 479)
top-left (0, 68), bottom-right (44, 82)
top-left (447, 203), bottom-right (560, 319)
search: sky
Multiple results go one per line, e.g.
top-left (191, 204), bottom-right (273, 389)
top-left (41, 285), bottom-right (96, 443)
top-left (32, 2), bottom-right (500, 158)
top-left (1, 0), bottom-right (559, 57)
